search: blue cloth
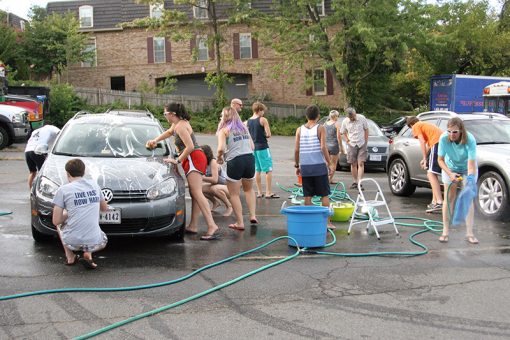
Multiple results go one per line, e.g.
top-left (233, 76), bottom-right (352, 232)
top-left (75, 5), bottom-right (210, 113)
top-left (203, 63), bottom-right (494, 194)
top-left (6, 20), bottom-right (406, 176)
top-left (452, 175), bottom-right (477, 227)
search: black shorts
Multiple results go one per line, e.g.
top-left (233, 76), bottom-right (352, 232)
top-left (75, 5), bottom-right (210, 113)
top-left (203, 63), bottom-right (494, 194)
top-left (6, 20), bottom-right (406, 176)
top-left (25, 151), bottom-right (46, 172)
top-left (226, 153), bottom-right (256, 181)
top-left (302, 174), bottom-right (330, 198)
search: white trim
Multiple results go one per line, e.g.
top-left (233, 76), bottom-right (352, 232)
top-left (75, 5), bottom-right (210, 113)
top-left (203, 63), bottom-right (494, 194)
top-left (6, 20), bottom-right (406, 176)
top-left (239, 33), bottom-right (252, 59)
top-left (81, 37), bottom-right (97, 67)
top-left (313, 69), bottom-right (326, 95)
top-left (79, 5), bottom-right (93, 28)
top-left (153, 37), bottom-right (166, 63)
top-left (193, 0), bottom-right (208, 19)
top-left (197, 35), bottom-right (209, 61)
top-left (150, 4), bottom-right (163, 19)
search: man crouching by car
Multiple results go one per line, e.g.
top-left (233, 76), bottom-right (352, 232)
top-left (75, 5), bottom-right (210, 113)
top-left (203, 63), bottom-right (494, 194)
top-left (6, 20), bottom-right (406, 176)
top-left (52, 158), bottom-right (108, 269)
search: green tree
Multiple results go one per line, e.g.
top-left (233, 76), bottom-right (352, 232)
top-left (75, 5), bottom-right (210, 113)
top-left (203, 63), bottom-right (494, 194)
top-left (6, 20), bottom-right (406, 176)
top-left (0, 12), bottom-right (23, 77)
top-left (249, 0), bottom-right (417, 112)
top-left (22, 7), bottom-right (91, 80)
top-left (134, 0), bottom-right (251, 110)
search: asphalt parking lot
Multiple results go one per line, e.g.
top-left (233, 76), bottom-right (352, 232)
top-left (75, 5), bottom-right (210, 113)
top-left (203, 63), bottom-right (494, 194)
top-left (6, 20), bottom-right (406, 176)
top-left (1, 134), bottom-right (510, 339)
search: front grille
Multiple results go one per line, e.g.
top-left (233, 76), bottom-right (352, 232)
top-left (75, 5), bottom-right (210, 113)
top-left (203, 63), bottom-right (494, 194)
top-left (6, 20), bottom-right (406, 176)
top-left (110, 190), bottom-right (148, 203)
top-left (39, 213), bottom-right (175, 234)
top-left (369, 147), bottom-right (387, 153)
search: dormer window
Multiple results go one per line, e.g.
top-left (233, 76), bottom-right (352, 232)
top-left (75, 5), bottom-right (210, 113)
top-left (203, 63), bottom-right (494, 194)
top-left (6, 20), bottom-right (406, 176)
top-left (79, 5), bottom-right (93, 28)
top-left (193, 0), bottom-right (208, 19)
top-left (150, 4), bottom-right (163, 19)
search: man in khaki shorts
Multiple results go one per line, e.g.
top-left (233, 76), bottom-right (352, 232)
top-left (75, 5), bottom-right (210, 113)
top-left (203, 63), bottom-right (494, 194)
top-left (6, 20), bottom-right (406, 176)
top-left (340, 107), bottom-right (369, 190)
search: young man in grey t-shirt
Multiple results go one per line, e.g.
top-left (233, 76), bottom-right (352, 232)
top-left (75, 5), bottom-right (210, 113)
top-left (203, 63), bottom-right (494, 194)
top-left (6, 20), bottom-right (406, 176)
top-left (52, 158), bottom-right (108, 269)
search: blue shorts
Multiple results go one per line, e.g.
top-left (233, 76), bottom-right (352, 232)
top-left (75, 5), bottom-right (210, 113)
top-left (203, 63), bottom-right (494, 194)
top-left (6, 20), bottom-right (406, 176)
top-left (254, 148), bottom-right (273, 173)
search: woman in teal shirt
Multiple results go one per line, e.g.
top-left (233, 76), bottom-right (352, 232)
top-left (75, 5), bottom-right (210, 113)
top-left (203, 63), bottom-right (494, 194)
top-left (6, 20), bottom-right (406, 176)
top-left (437, 117), bottom-right (478, 244)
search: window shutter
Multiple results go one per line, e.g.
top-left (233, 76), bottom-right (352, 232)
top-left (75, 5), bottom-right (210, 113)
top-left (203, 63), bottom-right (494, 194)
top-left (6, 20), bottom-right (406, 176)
top-left (233, 33), bottom-right (240, 59)
top-left (306, 70), bottom-right (313, 96)
top-left (251, 38), bottom-right (258, 59)
top-left (165, 39), bottom-right (172, 63)
top-left (326, 69), bottom-right (334, 95)
top-left (209, 45), bottom-right (215, 60)
top-left (147, 37), bottom-right (154, 64)
top-left (190, 37), bottom-right (196, 54)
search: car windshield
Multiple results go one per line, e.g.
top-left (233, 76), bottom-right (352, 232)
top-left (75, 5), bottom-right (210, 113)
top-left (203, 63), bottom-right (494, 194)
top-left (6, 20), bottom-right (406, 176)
top-left (367, 120), bottom-right (384, 137)
top-left (465, 120), bottom-right (510, 144)
top-left (53, 121), bottom-right (170, 157)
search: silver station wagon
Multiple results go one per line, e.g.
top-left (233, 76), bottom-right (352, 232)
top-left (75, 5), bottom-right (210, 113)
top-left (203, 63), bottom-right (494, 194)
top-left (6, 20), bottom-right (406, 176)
top-left (387, 111), bottom-right (510, 220)
top-left (30, 110), bottom-right (186, 242)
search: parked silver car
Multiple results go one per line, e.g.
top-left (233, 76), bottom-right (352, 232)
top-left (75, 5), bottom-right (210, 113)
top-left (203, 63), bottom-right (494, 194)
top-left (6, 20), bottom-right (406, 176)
top-left (30, 110), bottom-right (186, 242)
top-left (338, 118), bottom-right (389, 171)
top-left (387, 110), bottom-right (510, 220)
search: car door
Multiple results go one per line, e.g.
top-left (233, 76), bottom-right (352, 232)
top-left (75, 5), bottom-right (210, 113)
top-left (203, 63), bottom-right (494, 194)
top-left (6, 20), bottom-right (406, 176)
top-left (395, 125), bottom-right (424, 182)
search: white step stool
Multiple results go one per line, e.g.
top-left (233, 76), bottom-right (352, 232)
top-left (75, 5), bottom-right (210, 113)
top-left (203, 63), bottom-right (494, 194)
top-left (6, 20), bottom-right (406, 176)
top-left (348, 178), bottom-right (399, 240)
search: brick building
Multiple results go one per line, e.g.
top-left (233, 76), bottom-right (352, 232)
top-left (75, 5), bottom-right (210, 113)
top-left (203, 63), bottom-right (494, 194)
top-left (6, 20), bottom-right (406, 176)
top-left (47, 0), bottom-right (341, 106)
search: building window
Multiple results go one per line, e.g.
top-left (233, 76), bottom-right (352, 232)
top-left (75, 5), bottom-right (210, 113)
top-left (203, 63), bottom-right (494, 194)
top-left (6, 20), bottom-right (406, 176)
top-left (20, 20), bottom-right (25, 31)
top-left (150, 4), bottom-right (163, 19)
top-left (193, 0), bottom-right (208, 19)
top-left (111, 76), bottom-right (125, 91)
top-left (197, 35), bottom-right (208, 61)
top-left (239, 33), bottom-right (252, 59)
top-left (313, 69), bottom-right (326, 95)
top-left (316, 0), bottom-right (325, 16)
top-left (79, 5), bottom-right (93, 28)
top-left (153, 37), bottom-right (166, 63)
top-left (81, 38), bottom-right (97, 67)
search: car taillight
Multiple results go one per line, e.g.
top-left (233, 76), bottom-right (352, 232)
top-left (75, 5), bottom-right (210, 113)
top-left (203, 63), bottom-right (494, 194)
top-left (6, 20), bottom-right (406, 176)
top-left (389, 138), bottom-right (393, 145)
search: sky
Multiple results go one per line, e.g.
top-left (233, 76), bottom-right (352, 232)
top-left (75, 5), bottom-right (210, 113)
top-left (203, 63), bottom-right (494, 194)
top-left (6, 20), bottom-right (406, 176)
top-left (0, 0), bottom-right (504, 20)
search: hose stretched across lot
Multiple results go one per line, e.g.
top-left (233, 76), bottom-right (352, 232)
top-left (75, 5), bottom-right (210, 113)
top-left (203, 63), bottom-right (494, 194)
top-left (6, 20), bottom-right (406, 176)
top-left (0, 211), bottom-right (13, 216)
top-left (0, 183), bottom-right (444, 339)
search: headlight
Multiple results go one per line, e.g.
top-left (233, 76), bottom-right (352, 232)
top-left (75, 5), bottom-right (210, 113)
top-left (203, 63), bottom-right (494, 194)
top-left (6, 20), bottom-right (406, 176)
top-left (12, 113), bottom-right (22, 124)
top-left (36, 176), bottom-right (59, 201)
top-left (146, 178), bottom-right (177, 200)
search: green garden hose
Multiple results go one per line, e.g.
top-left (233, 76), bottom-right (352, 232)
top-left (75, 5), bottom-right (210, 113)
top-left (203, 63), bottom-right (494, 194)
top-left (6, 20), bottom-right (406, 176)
top-left (0, 181), bottom-right (446, 339)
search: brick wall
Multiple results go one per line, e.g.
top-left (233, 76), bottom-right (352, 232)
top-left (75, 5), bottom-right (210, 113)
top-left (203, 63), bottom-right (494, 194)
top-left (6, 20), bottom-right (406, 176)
top-left (67, 26), bottom-right (344, 107)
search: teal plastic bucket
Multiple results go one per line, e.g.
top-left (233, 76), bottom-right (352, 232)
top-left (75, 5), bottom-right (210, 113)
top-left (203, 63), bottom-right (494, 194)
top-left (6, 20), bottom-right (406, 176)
top-left (281, 205), bottom-right (331, 248)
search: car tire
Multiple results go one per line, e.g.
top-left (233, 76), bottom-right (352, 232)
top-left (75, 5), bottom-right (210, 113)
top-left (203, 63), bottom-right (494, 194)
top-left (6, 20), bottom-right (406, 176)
top-left (31, 225), bottom-right (53, 243)
top-left (388, 158), bottom-right (416, 196)
top-left (0, 126), bottom-right (9, 150)
top-left (475, 171), bottom-right (509, 220)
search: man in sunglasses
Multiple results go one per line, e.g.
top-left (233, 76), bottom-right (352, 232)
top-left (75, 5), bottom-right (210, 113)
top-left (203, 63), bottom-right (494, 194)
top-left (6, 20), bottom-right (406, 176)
top-left (406, 116), bottom-right (444, 212)
top-left (231, 98), bottom-right (243, 113)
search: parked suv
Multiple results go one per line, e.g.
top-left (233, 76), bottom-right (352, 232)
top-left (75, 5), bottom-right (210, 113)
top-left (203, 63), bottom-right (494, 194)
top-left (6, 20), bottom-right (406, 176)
top-left (387, 111), bottom-right (510, 220)
top-left (30, 109), bottom-right (187, 242)
top-left (0, 104), bottom-right (31, 149)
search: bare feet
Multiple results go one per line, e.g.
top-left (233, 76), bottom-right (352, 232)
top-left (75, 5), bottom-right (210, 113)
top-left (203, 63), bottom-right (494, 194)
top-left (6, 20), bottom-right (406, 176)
top-left (223, 205), bottom-right (233, 217)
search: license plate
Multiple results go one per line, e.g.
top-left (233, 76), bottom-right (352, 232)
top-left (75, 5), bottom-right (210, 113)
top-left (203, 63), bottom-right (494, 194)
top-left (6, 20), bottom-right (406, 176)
top-left (100, 208), bottom-right (121, 224)
top-left (370, 154), bottom-right (382, 161)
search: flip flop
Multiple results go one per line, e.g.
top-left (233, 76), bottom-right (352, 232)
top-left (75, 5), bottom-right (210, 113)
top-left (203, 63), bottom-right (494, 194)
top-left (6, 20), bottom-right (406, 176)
top-left (79, 257), bottom-right (97, 269)
top-left (265, 193), bottom-right (280, 199)
top-left (64, 254), bottom-right (79, 266)
top-left (250, 218), bottom-right (259, 225)
top-left (228, 223), bottom-right (245, 231)
top-left (466, 236), bottom-right (479, 244)
top-left (439, 235), bottom-right (449, 243)
top-left (327, 224), bottom-right (336, 230)
top-left (256, 194), bottom-right (264, 198)
top-left (184, 228), bottom-right (198, 234)
top-left (200, 232), bottom-right (221, 240)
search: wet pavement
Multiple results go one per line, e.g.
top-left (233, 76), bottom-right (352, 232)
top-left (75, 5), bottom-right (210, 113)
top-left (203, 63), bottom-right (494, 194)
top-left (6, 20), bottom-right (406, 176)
top-left (1, 134), bottom-right (510, 339)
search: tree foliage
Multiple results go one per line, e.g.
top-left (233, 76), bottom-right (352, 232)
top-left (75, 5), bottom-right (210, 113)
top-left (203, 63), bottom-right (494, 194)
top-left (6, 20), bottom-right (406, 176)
top-left (22, 7), bottom-right (91, 79)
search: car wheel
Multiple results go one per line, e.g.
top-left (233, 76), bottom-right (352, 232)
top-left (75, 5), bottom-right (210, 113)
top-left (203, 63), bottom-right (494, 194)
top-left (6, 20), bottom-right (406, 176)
top-left (388, 158), bottom-right (416, 196)
top-left (475, 171), bottom-right (509, 220)
top-left (31, 225), bottom-right (53, 243)
top-left (0, 126), bottom-right (9, 149)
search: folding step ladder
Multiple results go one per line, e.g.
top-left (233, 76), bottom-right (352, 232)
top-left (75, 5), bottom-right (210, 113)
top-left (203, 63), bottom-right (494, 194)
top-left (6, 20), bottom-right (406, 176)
top-left (348, 178), bottom-right (399, 240)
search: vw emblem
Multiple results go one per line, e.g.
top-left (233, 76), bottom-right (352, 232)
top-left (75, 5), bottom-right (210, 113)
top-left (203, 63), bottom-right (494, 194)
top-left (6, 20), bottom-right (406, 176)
top-left (101, 188), bottom-right (114, 203)
top-left (372, 147), bottom-right (379, 152)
